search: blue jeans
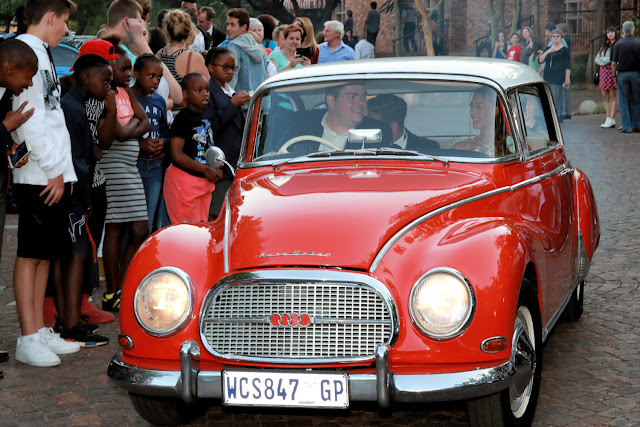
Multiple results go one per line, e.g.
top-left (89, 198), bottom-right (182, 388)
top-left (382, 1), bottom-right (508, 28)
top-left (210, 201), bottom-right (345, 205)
top-left (616, 71), bottom-right (640, 131)
top-left (137, 157), bottom-right (164, 233)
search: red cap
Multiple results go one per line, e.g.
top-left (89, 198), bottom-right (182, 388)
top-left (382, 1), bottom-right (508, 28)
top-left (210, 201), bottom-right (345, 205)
top-left (70, 39), bottom-right (120, 71)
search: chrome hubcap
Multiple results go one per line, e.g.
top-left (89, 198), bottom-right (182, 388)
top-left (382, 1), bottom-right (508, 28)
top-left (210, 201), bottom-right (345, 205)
top-left (509, 306), bottom-right (536, 418)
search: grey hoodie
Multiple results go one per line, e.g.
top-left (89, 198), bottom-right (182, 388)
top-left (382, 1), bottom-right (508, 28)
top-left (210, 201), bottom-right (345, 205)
top-left (226, 33), bottom-right (269, 93)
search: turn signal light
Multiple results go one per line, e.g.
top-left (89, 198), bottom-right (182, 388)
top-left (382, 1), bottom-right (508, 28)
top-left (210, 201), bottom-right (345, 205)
top-left (118, 334), bottom-right (134, 350)
top-left (481, 337), bottom-right (508, 353)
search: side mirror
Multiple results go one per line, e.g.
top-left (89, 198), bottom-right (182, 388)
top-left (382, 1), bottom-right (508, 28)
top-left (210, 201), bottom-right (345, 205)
top-left (205, 146), bottom-right (236, 176)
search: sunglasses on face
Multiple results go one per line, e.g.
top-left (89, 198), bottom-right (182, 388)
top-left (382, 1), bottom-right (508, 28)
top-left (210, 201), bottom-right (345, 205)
top-left (214, 64), bottom-right (239, 72)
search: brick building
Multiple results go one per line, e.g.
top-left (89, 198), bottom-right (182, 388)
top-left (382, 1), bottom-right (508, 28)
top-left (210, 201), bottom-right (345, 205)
top-left (325, 0), bottom-right (639, 57)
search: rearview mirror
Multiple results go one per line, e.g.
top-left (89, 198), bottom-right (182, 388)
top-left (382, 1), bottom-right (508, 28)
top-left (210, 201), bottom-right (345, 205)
top-left (348, 129), bottom-right (382, 150)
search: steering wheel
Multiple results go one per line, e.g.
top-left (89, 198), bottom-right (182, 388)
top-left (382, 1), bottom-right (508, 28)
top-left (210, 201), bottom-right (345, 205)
top-left (278, 135), bottom-right (342, 154)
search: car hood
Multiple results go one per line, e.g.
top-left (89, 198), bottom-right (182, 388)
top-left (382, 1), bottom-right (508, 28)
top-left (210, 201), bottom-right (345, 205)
top-left (226, 163), bottom-right (496, 271)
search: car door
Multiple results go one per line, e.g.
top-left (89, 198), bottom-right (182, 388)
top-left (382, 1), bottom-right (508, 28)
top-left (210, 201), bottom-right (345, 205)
top-left (504, 83), bottom-right (575, 328)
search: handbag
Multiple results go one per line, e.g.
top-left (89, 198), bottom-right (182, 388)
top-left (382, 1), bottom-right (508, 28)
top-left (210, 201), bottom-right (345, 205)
top-left (593, 70), bottom-right (599, 86)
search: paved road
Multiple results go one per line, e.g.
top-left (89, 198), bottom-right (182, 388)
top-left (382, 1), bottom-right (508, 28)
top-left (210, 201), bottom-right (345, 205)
top-left (0, 113), bottom-right (637, 426)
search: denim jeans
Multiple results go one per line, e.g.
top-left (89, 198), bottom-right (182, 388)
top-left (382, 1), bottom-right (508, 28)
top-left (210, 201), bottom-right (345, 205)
top-left (616, 71), bottom-right (640, 131)
top-left (137, 157), bottom-right (164, 233)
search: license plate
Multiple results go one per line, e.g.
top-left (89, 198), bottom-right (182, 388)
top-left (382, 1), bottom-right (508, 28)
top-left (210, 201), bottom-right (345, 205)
top-left (222, 370), bottom-right (349, 408)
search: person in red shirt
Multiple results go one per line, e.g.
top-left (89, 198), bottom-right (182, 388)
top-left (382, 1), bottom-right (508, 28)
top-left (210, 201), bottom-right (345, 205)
top-left (507, 33), bottom-right (522, 61)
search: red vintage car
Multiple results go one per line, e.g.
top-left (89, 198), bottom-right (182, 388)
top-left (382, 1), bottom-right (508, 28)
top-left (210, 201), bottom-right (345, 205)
top-left (108, 57), bottom-right (599, 426)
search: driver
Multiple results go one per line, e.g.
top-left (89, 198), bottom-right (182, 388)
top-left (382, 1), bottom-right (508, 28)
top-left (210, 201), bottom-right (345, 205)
top-left (283, 82), bottom-right (392, 152)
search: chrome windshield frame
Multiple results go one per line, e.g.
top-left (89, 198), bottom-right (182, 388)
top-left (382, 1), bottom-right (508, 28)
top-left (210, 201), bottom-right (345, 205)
top-left (239, 73), bottom-right (523, 169)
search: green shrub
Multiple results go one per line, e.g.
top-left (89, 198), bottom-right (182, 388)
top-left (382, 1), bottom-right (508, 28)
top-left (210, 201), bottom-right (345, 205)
top-left (571, 53), bottom-right (589, 84)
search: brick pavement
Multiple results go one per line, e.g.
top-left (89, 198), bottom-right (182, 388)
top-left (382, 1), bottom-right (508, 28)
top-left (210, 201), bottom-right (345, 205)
top-left (0, 112), bottom-right (637, 426)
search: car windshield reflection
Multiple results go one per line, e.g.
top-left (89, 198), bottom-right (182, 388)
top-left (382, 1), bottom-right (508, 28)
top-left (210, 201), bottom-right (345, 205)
top-left (246, 80), bottom-right (518, 164)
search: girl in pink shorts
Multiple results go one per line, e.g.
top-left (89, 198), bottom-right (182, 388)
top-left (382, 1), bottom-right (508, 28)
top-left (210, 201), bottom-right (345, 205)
top-left (164, 73), bottom-right (222, 223)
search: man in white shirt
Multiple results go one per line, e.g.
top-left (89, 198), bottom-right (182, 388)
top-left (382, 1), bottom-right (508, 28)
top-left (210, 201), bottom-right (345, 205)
top-left (282, 83), bottom-right (392, 152)
top-left (355, 37), bottom-right (374, 59)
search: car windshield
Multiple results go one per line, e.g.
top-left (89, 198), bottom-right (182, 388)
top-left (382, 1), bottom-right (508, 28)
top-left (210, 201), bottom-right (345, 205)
top-left (243, 79), bottom-right (517, 165)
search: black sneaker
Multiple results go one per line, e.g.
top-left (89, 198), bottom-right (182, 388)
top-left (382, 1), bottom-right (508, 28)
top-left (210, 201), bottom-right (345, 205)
top-left (60, 322), bottom-right (109, 347)
top-left (54, 316), bottom-right (98, 334)
top-left (102, 289), bottom-right (121, 312)
top-left (80, 315), bottom-right (99, 333)
top-left (0, 349), bottom-right (8, 363)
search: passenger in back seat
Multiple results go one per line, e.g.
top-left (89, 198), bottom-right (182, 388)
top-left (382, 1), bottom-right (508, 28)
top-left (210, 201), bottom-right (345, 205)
top-left (367, 94), bottom-right (439, 153)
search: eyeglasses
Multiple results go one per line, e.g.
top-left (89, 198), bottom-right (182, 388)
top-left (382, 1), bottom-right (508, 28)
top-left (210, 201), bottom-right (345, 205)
top-left (214, 64), bottom-right (239, 72)
top-left (551, 34), bottom-right (562, 38)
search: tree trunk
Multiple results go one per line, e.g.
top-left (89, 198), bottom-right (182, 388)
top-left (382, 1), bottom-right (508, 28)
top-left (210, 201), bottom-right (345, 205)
top-left (588, 0), bottom-right (606, 79)
top-left (414, 0), bottom-right (444, 56)
top-left (535, 0), bottom-right (541, 36)
top-left (511, 0), bottom-right (521, 35)
top-left (488, 0), bottom-right (505, 45)
top-left (395, 0), bottom-right (402, 57)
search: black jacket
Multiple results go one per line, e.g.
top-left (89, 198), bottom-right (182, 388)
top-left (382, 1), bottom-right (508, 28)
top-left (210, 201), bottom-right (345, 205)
top-left (406, 130), bottom-right (439, 152)
top-left (0, 89), bottom-right (13, 187)
top-left (61, 86), bottom-right (96, 214)
top-left (203, 80), bottom-right (245, 178)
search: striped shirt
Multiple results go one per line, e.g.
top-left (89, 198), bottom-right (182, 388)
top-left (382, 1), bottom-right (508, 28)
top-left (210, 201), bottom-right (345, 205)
top-left (160, 47), bottom-right (187, 84)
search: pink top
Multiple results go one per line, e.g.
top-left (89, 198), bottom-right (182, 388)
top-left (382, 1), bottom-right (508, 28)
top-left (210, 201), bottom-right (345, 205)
top-left (115, 87), bottom-right (134, 126)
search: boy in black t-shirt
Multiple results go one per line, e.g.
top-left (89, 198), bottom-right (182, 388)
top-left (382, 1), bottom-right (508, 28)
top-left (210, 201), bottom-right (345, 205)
top-left (164, 73), bottom-right (222, 224)
top-left (58, 54), bottom-right (112, 346)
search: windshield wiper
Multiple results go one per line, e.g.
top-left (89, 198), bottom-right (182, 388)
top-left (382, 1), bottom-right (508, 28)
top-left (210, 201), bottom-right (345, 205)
top-left (372, 148), bottom-right (450, 166)
top-left (272, 148), bottom-right (450, 170)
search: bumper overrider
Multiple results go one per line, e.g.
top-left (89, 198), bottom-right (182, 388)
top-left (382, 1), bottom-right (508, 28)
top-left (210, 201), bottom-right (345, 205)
top-left (107, 341), bottom-right (525, 407)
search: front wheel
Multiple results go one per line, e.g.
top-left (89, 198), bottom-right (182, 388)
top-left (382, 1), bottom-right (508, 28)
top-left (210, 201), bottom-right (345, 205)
top-left (129, 393), bottom-right (208, 425)
top-left (467, 283), bottom-right (542, 426)
top-left (563, 281), bottom-right (584, 322)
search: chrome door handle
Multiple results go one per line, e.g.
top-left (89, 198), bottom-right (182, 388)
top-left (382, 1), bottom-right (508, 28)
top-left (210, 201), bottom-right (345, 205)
top-left (560, 167), bottom-right (573, 176)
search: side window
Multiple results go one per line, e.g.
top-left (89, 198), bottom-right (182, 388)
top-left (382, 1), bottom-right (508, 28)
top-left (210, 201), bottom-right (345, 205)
top-left (516, 85), bottom-right (559, 153)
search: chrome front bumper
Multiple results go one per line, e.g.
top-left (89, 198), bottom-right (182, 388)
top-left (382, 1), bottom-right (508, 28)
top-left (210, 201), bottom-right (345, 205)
top-left (107, 341), bottom-right (516, 407)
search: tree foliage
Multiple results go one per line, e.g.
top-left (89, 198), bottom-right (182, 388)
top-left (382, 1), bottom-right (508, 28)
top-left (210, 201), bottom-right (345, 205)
top-left (0, 0), bottom-right (25, 28)
top-left (1, 0), bottom-right (343, 37)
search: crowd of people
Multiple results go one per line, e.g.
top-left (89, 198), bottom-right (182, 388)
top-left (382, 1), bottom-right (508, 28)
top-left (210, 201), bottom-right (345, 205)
top-left (0, 0), bottom-right (638, 376)
top-left (0, 0), bottom-right (369, 372)
top-left (492, 19), bottom-right (640, 131)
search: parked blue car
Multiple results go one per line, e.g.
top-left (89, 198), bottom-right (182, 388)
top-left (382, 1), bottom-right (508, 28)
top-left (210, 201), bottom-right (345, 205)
top-left (50, 43), bottom-right (79, 77)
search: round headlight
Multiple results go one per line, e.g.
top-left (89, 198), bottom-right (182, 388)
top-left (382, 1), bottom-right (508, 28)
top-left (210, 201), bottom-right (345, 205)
top-left (409, 269), bottom-right (474, 339)
top-left (134, 268), bottom-right (193, 336)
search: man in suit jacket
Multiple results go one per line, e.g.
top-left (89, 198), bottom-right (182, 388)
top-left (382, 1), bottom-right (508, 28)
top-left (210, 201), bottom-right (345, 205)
top-left (280, 83), bottom-right (393, 153)
top-left (198, 7), bottom-right (227, 49)
top-left (367, 94), bottom-right (439, 153)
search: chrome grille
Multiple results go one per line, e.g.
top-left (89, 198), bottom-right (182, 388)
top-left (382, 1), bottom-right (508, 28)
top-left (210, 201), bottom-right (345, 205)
top-left (201, 281), bottom-right (393, 362)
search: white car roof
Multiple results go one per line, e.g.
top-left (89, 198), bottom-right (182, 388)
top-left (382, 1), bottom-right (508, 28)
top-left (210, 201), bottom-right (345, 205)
top-left (262, 56), bottom-right (544, 91)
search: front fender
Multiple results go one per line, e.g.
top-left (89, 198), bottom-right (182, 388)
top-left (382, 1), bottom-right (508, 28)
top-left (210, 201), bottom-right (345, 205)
top-left (119, 223), bottom-right (225, 361)
top-left (574, 168), bottom-right (600, 261)
top-left (373, 209), bottom-right (534, 368)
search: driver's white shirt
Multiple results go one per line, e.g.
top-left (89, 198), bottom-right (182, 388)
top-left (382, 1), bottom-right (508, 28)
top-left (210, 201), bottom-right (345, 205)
top-left (394, 130), bottom-right (408, 149)
top-left (320, 113), bottom-right (349, 150)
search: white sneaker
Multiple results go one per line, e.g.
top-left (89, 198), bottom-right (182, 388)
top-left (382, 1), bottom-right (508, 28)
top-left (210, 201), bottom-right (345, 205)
top-left (39, 327), bottom-right (81, 355)
top-left (16, 336), bottom-right (61, 367)
top-left (601, 118), bottom-right (615, 128)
